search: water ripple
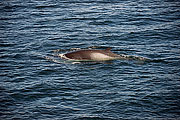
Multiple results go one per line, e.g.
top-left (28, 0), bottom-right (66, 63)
top-left (0, 0), bottom-right (180, 119)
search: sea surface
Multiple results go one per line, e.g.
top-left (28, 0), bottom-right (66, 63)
top-left (0, 0), bottom-right (180, 119)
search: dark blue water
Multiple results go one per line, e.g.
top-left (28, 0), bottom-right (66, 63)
top-left (0, 0), bottom-right (180, 119)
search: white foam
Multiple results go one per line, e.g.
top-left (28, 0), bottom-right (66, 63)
top-left (58, 54), bottom-right (70, 59)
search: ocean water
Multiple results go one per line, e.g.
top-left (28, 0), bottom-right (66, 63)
top-left (0, 0), bottom-right (180, 119)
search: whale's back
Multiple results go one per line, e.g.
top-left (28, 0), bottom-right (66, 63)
top-left (64, 48), bottom-right (119, 61)
top-left (65, 50), bottom-right (93, 60)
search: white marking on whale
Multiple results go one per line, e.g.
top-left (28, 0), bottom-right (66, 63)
top-left (89, 53), bottom-right (116, 61)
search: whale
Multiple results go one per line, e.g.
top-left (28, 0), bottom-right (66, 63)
top-left (58, 48), bottom-right (149, 62)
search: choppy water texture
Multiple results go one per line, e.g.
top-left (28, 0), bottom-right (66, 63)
top-left (0, 0), bottom-right (180, 119)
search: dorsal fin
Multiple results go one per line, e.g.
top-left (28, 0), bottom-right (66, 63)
top-left (105, 48), bottom-right (112, 51)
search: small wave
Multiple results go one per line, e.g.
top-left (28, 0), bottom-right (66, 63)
top-left (45, 55), bottom-right (81, 64)
top-left (74, 115), bottom-right (119, 120)
top-left (35, 4), bottom-right (57, 9)
top-left (52, 46), bottom-right (111, 53)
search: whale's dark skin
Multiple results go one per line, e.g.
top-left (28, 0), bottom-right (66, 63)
top-left (64, 48), bottom-right (120, 61)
